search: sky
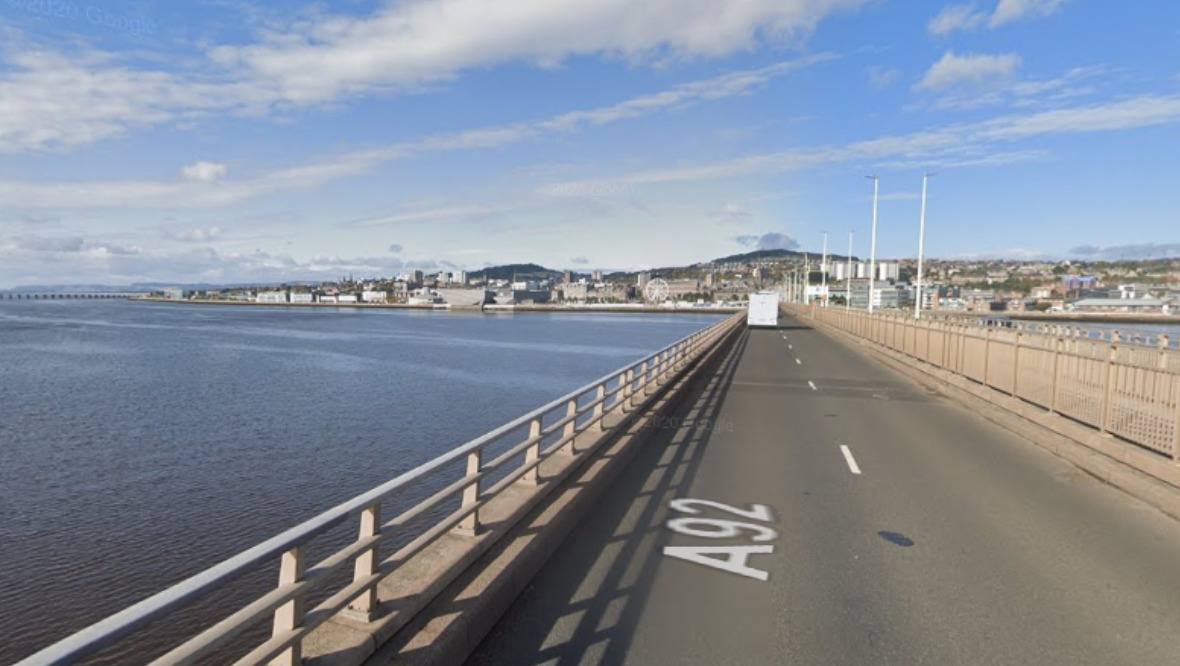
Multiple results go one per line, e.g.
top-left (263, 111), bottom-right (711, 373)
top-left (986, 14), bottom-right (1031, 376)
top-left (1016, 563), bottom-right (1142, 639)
top-left (1, 0), bottom-right (1178, 287)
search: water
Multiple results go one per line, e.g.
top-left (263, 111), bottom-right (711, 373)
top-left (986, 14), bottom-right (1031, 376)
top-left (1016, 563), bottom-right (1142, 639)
top-left (0, 300), bottom-right (724, 664)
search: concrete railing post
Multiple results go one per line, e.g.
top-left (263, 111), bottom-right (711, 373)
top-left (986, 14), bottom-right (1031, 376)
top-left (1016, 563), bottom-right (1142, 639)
top-left (1012, 331), bottom-right (1022, 399)
top-left (347, 503), bottom-right (381, 620)
top-left (270, 546), bottom-right (306, 666)
top-left (522, 417), bottom-right (542, 484)
top-left (624, 369), bottom-right (635, 409)
top-left (562, 399), bottom-right (578, 455)
top-left (455, 449), bottom-right (482, 536)
top-left (983, 327), bottom-right (992, 387)
top-left (1049, 337), bottom-right (1062, 414)
top-left (1160, 335), bottom-right (1170, 371)
top-left (591, 384), bottom-right (606, 432)
top-left (1100, 331), bottom-right (1119, 434)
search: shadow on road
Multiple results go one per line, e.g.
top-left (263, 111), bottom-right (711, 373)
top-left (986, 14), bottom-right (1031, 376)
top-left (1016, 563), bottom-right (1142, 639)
top-left (464, 329), bottom-right (749, 666)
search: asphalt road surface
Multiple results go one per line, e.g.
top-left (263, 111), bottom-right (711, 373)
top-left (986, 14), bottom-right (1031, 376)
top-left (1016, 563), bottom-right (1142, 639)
top-left (466, 314), bottom-right (1180, 665)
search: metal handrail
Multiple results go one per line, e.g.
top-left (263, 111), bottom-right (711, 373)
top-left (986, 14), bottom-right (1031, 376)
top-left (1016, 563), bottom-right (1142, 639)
top-left (18, 312), bottom-right (743, 666)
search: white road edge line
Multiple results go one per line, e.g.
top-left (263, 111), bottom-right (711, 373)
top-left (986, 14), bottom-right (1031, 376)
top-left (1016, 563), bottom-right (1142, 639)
top-left (840, 445), bottom-right (862, 475)
top-left (808, 381), bottom-right (817, 391)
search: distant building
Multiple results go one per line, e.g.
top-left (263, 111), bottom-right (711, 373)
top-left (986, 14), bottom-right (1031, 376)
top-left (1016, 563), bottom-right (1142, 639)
top-left (161, 287), bottom-right (187, 300)
top-left (361, 291), bottom-right (387, 303)
top-left (289, 293), bottom-right (314, 304)
top-left (592, 270), bottom-right (603, 282)
top-left (409, 270), bottom-right (424, 285)
top-left (452, 270), bottom-right (467, 285)
top-left (563, 270), bottom-right (572, 284)
top-left (408, 289), bottom-right (442, 305)
top-left (337, 294), bottom-right (358, 304)
top-left (849, 282), bottom-right (910, 310)
top-left (877, 262), bottom-right (900, 281)
top-left (562, 283), bottom-right (591, 302)
top-left (637, 272), bottom-right (651, 289)
top-left (1068, 298), bottom-right (1171, 314)
top-left (256, 291), bottom-right (287, 303)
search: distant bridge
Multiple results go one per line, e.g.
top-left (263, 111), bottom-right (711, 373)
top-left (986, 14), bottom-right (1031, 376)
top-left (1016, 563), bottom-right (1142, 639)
top-left (0, 292), bottom-right (146, 300)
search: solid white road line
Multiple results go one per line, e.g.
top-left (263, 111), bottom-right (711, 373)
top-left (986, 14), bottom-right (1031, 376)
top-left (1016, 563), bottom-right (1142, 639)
top-left (840, 445), bottom-right (862, 475)
top-left (808, 381), bottom-right (817, 391)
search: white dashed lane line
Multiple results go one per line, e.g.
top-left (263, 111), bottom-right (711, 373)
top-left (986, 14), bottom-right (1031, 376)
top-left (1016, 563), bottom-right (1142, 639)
top-left (840, 445), bottom-right (862, 475)
top-left (808, 381), bottom-right (817, 391)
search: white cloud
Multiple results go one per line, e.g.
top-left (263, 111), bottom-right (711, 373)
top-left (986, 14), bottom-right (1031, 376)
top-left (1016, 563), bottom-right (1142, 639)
top-left (209, 0), bottom-right (865, 105)
top-left (172, 226), bottom-right (223, 242)
top-left (916, 51), bottom-right (1021, 91)
top-left (928, 4), bottom-right (988, 35)
top-left (928, 0), bottom-right (1071, 34)
top-left (0, 57), bottom-right (833, 209)
top-left (867, 65), bottom-right (902, 89)
top-left (181, 162), bottom-right (229, 183)
top-left (0, 1), bottom-right (861, 153)
top-left (543, 93), bottom-right (1180, 189)
top-left (989, 0), bottom-right (1071, 27)
top-left (920, 64), bottom-right (1109, 112)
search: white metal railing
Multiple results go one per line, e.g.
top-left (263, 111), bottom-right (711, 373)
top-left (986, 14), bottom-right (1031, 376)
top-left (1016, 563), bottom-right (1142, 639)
top-left (789, 304), bottom-right (1180, 461)
top-left (17, 312), bottom-right (743, 666)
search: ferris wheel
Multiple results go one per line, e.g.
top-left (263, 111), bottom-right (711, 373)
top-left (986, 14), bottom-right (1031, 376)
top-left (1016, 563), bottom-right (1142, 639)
top-left (643, 278), bottom-right (669, 303)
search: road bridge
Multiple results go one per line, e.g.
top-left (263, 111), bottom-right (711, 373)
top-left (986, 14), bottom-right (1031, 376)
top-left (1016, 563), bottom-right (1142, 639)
top-left (467, 311), bottom-right (1180, 666)
top-left (14, 308), bottom-right (1180, 666)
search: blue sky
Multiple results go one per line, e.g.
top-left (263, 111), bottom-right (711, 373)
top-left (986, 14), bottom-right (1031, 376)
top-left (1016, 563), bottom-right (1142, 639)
top-left (1, 0), bottom-right (1178, 287)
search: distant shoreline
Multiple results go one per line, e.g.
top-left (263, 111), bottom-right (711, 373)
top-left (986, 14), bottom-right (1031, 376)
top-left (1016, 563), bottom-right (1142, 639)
top-left (131, 296), bottom-right (743, 315)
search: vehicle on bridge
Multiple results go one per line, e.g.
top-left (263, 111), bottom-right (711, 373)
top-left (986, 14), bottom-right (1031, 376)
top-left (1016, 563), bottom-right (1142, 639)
top-left (746, 291), bottom-right (780, 328)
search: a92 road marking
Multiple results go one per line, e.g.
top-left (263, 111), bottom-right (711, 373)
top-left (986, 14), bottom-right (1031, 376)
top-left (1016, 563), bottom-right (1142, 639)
top-left (663, 499), bottom-right (778, 581)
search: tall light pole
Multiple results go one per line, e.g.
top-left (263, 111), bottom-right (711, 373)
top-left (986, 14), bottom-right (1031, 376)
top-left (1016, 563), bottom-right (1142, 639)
top-left (915, 172), bottom-right (936, 320)
top-left (866, 175), bottom-right (880, 314)
top-left (846, 230), bottom-right (853, 311)
top-left (821, 232), bottom-right (828, 307)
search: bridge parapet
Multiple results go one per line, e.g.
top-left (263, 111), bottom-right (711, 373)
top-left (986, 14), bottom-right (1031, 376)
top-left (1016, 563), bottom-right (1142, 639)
top-left (787, 304), bottom-right (1180, 462)
top-left (15, 312), bottom-right (744, 666)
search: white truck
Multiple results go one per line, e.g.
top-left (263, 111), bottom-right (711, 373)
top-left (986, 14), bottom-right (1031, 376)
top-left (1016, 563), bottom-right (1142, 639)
top-left (746, 291), bottom-right (780, 328)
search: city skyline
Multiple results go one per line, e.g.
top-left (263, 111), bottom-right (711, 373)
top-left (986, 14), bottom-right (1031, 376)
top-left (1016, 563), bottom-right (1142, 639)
top-left (1, 1), bottom-right (1178, 288)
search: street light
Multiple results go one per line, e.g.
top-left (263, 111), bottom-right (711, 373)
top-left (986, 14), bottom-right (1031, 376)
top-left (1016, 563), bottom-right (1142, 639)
top-left (821, 232), bottom-right (828, 307)
top-left (846, 230), bottom-right (853, 311)
top-left (866, 175), bottom-right (879, 314)
top-left (915, 172), bottom-right (936, 320)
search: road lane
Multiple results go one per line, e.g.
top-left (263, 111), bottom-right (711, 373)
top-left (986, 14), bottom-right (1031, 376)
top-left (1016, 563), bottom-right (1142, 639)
top-left (465, 315), bottom-right (1180, 665)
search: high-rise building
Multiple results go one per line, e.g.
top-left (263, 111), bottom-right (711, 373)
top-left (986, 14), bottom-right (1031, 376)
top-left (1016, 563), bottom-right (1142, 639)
top-left (453, 270), bottom-right (467, 285)
top-left (410, 270), bottom-right (424, 285)
top-left (592, 270), bottom-right (603, 282)
top-left (563, 270), bottom-right (572, 284)
top-left (637, 272), bottom-right (651, 289)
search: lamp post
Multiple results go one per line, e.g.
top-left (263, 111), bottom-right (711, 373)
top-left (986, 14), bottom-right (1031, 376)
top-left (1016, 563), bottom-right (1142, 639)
top-left (866, 175), bottom-right (880, 314)
top-left (915, 172), bottom-right (936, 320)
top-left (846, 230), bottom-right (853, 311)
top-left (821, 232), bottom-right (828, 307)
